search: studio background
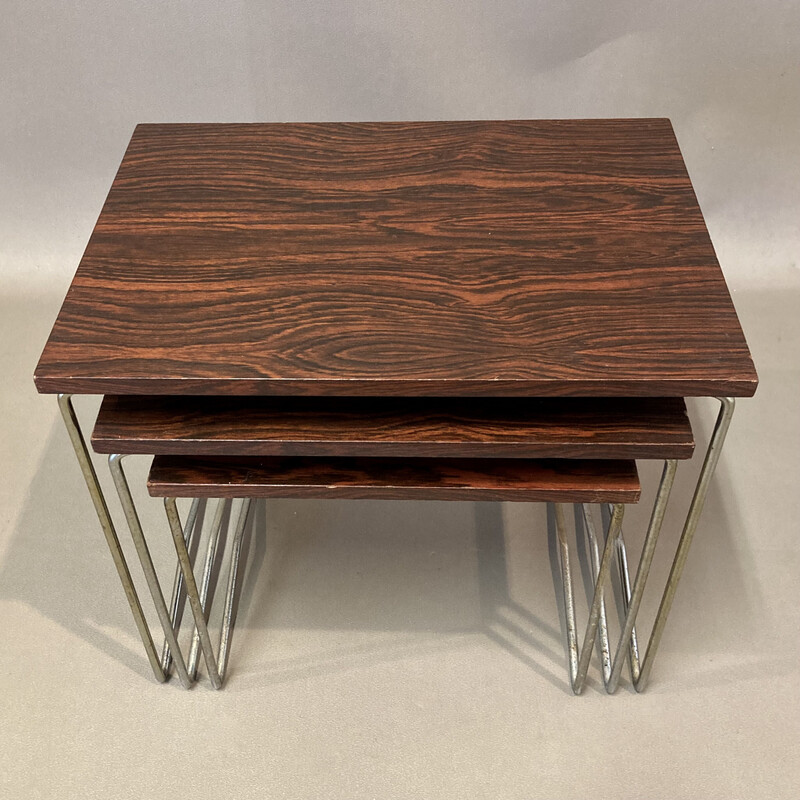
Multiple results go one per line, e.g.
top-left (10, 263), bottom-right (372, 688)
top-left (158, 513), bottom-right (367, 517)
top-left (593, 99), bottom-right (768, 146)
top-left (2, 3), bottom-right (798, 798)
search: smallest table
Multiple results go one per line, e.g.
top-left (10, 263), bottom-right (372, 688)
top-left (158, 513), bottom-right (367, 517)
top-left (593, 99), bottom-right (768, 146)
top-left (148, 452), bottom-right (641, 692)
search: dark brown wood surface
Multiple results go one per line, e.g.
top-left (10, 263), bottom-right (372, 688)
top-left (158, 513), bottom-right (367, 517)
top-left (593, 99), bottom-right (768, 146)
top-left (93, 395), bottom-right (694, 459)
top-left (147, 455), bottom-right (641, 502)
top-left (35, 120), bottom-right (757, 397)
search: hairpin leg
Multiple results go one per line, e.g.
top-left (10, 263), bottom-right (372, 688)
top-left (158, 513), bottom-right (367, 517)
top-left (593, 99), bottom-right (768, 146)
top-left (57, 394), bottom-right (166, 683)
top-left (635, 398), bottom-right (735, 691)
top-left (108, 454), bottom-right (194, 689)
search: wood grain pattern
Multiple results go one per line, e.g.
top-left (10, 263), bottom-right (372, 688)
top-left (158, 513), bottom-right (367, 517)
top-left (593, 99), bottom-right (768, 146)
top-left (35, 120), bottom-right (757, 397)
top-left (147, 455), bottom-right (641, 502)
top-left (92, 395), bottom-right (694, 459)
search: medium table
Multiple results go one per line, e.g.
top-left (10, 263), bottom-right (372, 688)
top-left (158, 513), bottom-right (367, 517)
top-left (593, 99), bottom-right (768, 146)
top-left (34, 119), bottom-right (757, 691)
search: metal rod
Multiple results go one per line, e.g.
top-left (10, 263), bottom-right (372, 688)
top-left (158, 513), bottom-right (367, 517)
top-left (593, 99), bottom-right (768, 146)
top-left (607, 500), bottom-right (650, 680)
top-left (217, 499), bottom-right (253, 683)
top-left (108, 454), bottom-right (193, 689)
top-left (613, 530), bottom-right (641, 682)
top-left (164, 498), bottom-right (223, 690)
top-left (635, 398), bottom-right (735, 691)
top-left (160, 498), bottom-right (203, 673)
top-left (553, 502), bottom-right (579, 687)
top-left (572, 503), bottom-right (625, 694)
top-left (593, 502), bottom-right (643, 688)
top-left (187, 498), bottom-right (230, 681)
top-left (606, 459), bottom-right (678, 693)
top-left (580, 504), bottom-right (612, 685)
top-left (56, 395), bottom-right (166, 683)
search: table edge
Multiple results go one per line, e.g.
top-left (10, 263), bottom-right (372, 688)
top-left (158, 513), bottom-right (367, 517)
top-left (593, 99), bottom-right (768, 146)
top-left (33, 374), bottom-right (759, 398)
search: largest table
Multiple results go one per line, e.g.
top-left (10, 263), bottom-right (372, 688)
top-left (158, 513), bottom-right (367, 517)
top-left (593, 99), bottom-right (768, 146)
top-left (34, 119), bottom-right (758, 691)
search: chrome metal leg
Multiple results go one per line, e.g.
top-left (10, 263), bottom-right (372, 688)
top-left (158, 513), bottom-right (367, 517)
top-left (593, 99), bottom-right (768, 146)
top-left (556, 502), bottom-right (625, 694)
top-left (160, 498), bottom-right (204, 674)
top-left (587, 494), bottom-right (669, 693)
top-left (580, 505), bottom-right (612, 685)
top-left (636, 397), bottom-right (735, 691)
top-left (165, 498), bottom-right (223, 689)
top-left (554, 503), bottom-right (579, 686)
top-left (165, 497), bottom-right (252, 689)
top-left (613, 530), bottom-right (641, 682)
top-left (108, 454), bottom-right (194, 689)
top-left (218, 498), bottom-right (253, 680)
top-left (595, 504), bottom-right (644, 683)
top-left (606, 459), bottom-right (677, 693)
top-left (574, 503), bottom-right (625, 694)
top-left (56, 394), bottom-right (166, 683)
top-left (186, 499), bottom-right (230, 681)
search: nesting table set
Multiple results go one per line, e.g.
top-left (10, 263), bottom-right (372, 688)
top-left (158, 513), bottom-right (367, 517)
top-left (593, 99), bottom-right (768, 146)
top-left (34, 120), bottom-right (757, 692)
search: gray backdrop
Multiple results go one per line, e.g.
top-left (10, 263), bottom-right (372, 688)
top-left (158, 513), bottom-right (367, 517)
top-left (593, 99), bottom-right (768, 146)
top-left (3, 1), bottom-right (798, 294)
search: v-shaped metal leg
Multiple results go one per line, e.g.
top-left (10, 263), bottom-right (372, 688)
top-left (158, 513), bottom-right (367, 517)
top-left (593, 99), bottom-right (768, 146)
top-left (557, 460), bottom-right (677, 694)
top-left (555, 502), bottom-right (626, 694)
top-left (108, 454), bottom-right (195, 689)
top-left (57, 394), bottom-right (166, 683)
top-left (635, 398), bottom-right (735, 691)
top-left (165, 497), bottom-right (253, 689)
top-left (563, 397), bottom-right (735, 693)
top-left (606, 458), bottom-right (678, 693)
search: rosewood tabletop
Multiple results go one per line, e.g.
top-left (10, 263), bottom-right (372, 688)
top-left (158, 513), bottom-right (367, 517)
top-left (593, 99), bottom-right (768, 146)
top-left (92, 395), bottom-right (695, 460)
top-left (147, 455), bottom-right (641, 503)
top-left (34, 119), bottom-right (757, 397)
